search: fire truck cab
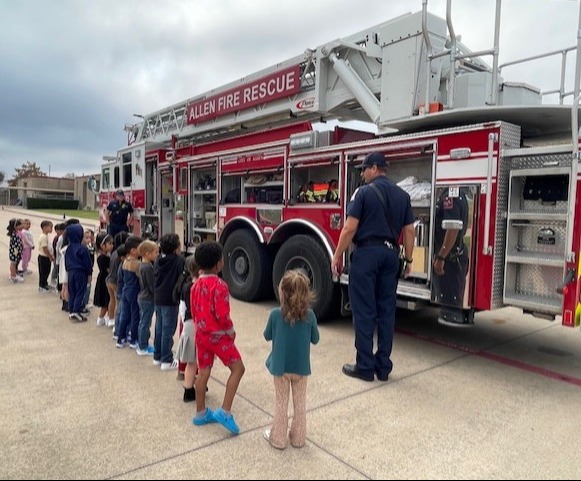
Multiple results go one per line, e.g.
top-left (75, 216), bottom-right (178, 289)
top-left (100, 1), bottom-right (581, 326)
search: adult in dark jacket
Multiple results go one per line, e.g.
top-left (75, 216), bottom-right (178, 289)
top-left (65, 224), bottom-right (93, 322)
top-left (153, 233), bottom-right (185, 370)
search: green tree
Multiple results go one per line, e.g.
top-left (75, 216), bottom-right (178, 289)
top-left (8, 161), bottom-right (47, 186)
top-left (0, 170), bottom-right (5, 184)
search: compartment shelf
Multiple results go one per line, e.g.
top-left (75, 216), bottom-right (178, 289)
top-left (244, 181), bottom-right (283, 188)
top-left (503, 293), bottom-right (562, 314)
top-left (508, 212), bottom-right (567, 222)
top-left (506, 252), bottom-right (563, 267)
top-left (192, 227), bottom-right (217, 234)
top-left (192, 190), bottom-right (217, 195)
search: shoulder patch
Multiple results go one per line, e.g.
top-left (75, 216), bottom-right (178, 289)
top-left (350, 187), bottom-right (361, 202)
top-left (443, 197), bottom-right (454, 210)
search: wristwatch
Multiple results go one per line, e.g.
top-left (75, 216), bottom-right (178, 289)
top-left (435, 254), bottom-right (446, 261)
top-left (404, 257), bottom-right (413, 263)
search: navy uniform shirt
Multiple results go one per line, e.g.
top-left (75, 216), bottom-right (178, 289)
top-left (434, 188), bottom-right (468, 252)
top-left (107, 200), bottom-right (134, 226)
top-left (347, 176), bottom-right (414, 244)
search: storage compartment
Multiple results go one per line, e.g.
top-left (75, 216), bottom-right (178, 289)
top-left (504, 166), bottom-right (570, 315)
top-left (190, 165), bottom-right (218, 238)
top-left (289, 159), bottom-right (339, 205)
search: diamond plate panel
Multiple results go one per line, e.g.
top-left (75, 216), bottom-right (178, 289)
top-left (515, 264), bottom-right (562, 300)
top-left (511, 154), bottom-right (572, 170)
top-left (510, 221), bottom-right (567, 256)
top-left (492, 123), bottom-right (522, 309)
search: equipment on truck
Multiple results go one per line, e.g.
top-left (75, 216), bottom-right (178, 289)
top-left (100, 0), bottom-right (581, 328)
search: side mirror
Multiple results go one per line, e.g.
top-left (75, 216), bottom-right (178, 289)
top-left (442, 220), bottom-right (463, 230)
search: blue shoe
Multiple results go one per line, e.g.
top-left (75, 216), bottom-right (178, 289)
top-left (192, 408), bottom-right (217, 426)
top-left (212, 408), bottom-right (240, 435)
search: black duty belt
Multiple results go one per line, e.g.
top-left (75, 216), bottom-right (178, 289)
top-left (356, 239), bottom-right (398, 249)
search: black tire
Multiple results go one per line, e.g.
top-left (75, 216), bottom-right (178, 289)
top-left (222, 229), bottom-right (272, 301)
top-left (272, 235), bottom-right (336, 321)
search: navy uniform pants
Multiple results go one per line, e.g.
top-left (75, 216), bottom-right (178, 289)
top-left (108, 223), bottom-right (129, 238)
top-left (349, 245), bottom-right (399, 378)
top-left (432, 250), bottom-right (469, 308)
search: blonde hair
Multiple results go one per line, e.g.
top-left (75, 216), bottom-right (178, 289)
top-left (278, 270), bottom-right (315, 324)
top-left (138, 240), bottom-right (158, 257)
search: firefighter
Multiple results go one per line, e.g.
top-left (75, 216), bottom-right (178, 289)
top-left (106, 190), bottom-right (134, 237)
top-left (325, 179), bottom-right (339, 203)
top-left (331, 152), bottom-right (414, 382)
top-left (432, 187), bottom-right (470, 325)
top-left (297, 182), bottom-right (316, 203)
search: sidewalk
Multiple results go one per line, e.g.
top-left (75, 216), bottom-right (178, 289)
top-left (1, 208), bottom-right (580, 479)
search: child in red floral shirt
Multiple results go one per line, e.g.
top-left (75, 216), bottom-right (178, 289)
top-left (191, 241), bottom-right (245, 435)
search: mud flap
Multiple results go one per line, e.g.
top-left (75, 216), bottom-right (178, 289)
top-left (438, 307), bottom-right (475, 327)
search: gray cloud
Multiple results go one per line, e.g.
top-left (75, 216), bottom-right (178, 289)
top-left (0, 0), bottom-right (579, 178)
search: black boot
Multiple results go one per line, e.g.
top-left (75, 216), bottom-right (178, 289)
top-left (61, 300), bottom-right (68, 312)
top-left (183, 387), bottom-right (196, 403)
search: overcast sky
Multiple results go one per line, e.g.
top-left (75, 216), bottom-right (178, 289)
top-left (0, 0), bottom-right (579, 180)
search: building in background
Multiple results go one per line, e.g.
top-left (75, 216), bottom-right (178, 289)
top-left (15, 176), bottom-right (75, 206)
top-left (74, 174), bottom-right (101, 210)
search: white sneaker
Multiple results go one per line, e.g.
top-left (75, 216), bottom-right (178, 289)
top-left (106, 318), bottom-right (116, 328)
top-left (69, 313), bottom-right (85, 322)
top-left (96, 317), bottom-right (106, 327)
top-left (160, 359), bottom-right (178, 371)
top-left (153, 359), bottom-right (162, 366)
top-left (15, 276), bottom-right (25, 283)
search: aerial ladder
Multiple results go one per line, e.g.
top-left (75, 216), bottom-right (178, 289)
top-left (127, 2), bottom-right (527, 149)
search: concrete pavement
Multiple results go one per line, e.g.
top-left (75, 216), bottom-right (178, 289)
top-left (1, 207), bottom-right (581, 479)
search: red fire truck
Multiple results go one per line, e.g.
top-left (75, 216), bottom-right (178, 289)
top-left (100, 1), bottom-right (581, 325)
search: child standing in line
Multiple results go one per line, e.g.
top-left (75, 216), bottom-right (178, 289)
top-left (113, 244), bottom-right (128, 341)
top-left (58, 219), bottom-right (81, 313)
top-left (116, 236), bottom-right (143, 348)
top-left (106, 232), bottom-right (130, 330)
top-left (64, 223), bottom-right (93, 322)
top-left (94, 233), bottom-right (114, 326)
top-left (82, 229), bottom-right (95, 313)
top-left (7, 219), bottom-right (24, 283)
top-left (51, 223), bottom-right (65, 286)
top-left (37, 220), bottom-right (55, 293)
top-left (177, 255), bottom-right (201, 402)
top-left (153, 234), bottom-right (185, 371)
top-left (263, 270), bottom-right (320, 450)
top-left (191, 241), bottom-right (245, 435)
top-left (136, 240), bottom-right (158, 356)
top-left (20, 219), bottom-right (34, 275)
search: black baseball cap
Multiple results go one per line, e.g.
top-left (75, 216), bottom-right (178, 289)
top-left (356, 152), bottom-right (388, 169)
top-left (116, 189), bottom-right (125, 196)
